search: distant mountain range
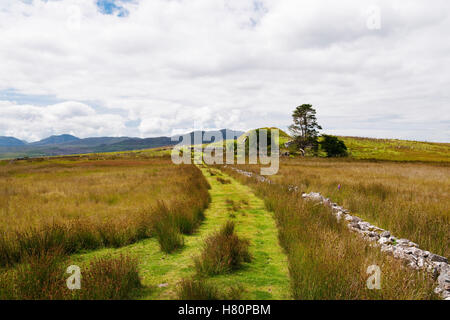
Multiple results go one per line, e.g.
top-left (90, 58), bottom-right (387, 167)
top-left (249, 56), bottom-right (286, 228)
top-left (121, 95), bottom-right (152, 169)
top-left (29, 134), bottom-right (80, 146)
top-left (0, 129), bottom-right (244, 159)
top-left (0, 136), bottom-right (27, 147)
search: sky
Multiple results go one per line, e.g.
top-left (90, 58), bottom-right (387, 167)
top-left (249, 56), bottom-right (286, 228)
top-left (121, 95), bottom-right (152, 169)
top-left (0, 0), bottom-right (449, 142)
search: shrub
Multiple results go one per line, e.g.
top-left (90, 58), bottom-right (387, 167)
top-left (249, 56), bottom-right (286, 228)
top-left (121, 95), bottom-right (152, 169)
top-left (195, 221), bottom-right (251, 276)
top-left (319, 135), bottom-right (348, 157)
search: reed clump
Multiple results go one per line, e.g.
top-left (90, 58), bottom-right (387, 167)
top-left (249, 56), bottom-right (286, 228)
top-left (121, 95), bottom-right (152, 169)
top-left (195, 221), bottom-right (251, 276)
top-left (177, 278), bottom-right (244, 300)
top-left (0, 251), bottom-right (141, 300)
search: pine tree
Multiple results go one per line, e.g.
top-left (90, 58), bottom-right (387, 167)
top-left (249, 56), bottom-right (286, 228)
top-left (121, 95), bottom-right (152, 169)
top-left (288, 104), bottom-right (322, 154)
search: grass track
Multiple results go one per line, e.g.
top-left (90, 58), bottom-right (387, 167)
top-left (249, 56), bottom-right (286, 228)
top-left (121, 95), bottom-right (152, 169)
top-left (70, 166), bottom-right (291, 300)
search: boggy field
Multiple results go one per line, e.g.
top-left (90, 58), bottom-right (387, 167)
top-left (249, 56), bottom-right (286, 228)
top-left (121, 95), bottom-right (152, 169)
top-left (221, 158), bottom-right (450, 299)
top-left (228, 158), bottom-right (450, 258)
top-left (0, 152), bottom-right (448, 300)
top-left (0, 155), bottom-right (290, 300)
top-left (0, 156), bottom-right (210, 267)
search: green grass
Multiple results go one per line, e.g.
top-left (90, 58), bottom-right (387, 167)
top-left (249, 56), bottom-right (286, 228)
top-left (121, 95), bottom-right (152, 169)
top-left (238, 128), bottom-right (291, 147)
top-left (238, 129), bottom-right (449, 162)
top-left (339, 136), bottom-right (450, 162)
top-left (68, 167), bottom-right (291, 300)
top-left (239, 128), bottom-right (450, 162)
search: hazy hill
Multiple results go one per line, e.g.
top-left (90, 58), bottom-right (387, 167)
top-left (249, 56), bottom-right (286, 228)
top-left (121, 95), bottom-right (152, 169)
top-left (94, 129), bottom-right (244, 152)
top-left (63, 137), bottom-right (130, 147)
top-left (0, 136), bottom-right (27, 147)
top-left (93, 137), bottom-right (175, 152)
top-left (0, 129), bottom-right (244, 159)
top-left (30, 134), bottom-right (80, 146)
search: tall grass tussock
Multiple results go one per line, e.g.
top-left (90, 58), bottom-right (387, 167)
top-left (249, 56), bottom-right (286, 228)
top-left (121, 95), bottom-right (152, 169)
top-left (177, 278), bottom-right (244, 300)
top-left (0, 251), bottom-right (141, 300)
top-left (195, 221), bottom-right (252, 276)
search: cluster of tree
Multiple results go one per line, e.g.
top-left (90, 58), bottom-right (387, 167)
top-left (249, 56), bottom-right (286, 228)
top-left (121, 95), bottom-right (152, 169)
top-left (289, 104), bottom-right (348, 157)
top-left (320, 134), bottom-right (348, 157)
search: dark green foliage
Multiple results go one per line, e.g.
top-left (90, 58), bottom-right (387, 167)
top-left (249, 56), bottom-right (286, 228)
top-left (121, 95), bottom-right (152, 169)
top-left (319, 135), bottom-right (348, 157)
top-left (288, 104), bottom-right (322, 153)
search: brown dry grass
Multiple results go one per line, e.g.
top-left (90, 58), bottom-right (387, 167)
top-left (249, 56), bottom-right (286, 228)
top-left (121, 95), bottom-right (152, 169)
top-left (230, 158), bottom-right (449, 258)
top-left (194, 221), bottom-right (252, 276)
top-left (0, 156), bottom-right (210, 266)
top-left (0, 250), bottom-right (141, 300)
top-left (222, 162), bottom-right (441, 300)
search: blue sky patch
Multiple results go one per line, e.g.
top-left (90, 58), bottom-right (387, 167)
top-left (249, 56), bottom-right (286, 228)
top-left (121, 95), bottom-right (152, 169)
top-left (96, 0), bottom-right (130, 17)
top-left (0, 89), bottom-right (62, 106)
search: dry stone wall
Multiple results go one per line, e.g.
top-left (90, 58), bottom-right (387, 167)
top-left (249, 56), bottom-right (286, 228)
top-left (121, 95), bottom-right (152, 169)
top-left (224, 165), bottom-right (450, 300)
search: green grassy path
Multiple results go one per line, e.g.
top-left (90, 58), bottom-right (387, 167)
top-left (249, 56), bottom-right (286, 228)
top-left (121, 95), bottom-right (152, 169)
top-left (71, 166), bottom-right (291, 299)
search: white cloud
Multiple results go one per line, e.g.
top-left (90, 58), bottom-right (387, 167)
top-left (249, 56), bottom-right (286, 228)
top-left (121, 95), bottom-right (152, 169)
top-left (0, 0), bottom-right (449, 141)
top-left (0, 101), bottom-right (126, 142)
